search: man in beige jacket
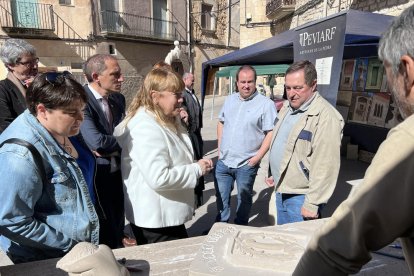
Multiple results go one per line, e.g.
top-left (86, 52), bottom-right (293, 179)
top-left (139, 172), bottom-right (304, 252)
top-left (294, 4), bottom-right (414, 275)
top-left (267, 60), bottom-right (344, 225)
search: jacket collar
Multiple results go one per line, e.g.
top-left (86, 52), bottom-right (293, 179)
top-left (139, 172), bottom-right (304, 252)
top-left (282, 92), bottom-right (322, 116)
top-left (7, 71), bottom-right (27, 98)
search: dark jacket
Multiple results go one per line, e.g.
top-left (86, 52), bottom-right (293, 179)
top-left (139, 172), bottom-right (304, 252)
top-left (0, 79), bottom-right (26, 133)
top-left (80, 85), bottom-right (126, 165)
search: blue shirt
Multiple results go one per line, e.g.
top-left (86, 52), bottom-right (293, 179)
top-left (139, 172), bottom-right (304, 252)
top-left (270, 93), bottom-right (317, 183)
top-left (70, 136), bottom-right (96, 204)
top-left (218, 91), bottom-right (277, 168)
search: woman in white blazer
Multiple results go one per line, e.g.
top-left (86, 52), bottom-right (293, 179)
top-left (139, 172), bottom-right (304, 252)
top-left (114, 68), bottom-right (212, 244)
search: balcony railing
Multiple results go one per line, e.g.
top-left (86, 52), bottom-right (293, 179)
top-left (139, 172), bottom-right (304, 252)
top-left (100, 10), bottom-right (178, 41)
top-left (266, 0), bottom-right (296, 20)
top-left (0, 0), bottom-right (54, 30)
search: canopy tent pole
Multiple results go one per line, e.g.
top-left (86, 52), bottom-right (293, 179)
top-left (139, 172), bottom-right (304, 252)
top-left (210, 77), bottom-right (218, 120)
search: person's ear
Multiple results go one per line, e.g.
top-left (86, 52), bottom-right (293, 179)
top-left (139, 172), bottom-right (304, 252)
top-left (150, 90), bottom-right (159, 104)
top-left (92, 72), bottom-right (100, 83)
top-left (36, 104), bottom-right (48, 119)
top-left (311, 79), bottom-right (317, 92)
top-left (401, 55), bottom-right (414, 97)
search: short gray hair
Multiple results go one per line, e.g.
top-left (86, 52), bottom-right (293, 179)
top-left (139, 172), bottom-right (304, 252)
top-left (182, 72), bottom-right (193, 80)
top-left (378, 5), bottom-right (414, 76)
top-left (83, 54), bottom-right (117, 82)
top-left (0, 38), bottom-right (36, 65)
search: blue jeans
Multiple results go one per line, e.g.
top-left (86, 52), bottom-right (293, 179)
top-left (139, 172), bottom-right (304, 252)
top-left (214, 159), bottom-right (259, 225)
top-left (276, 193), bottom-right (306, 225)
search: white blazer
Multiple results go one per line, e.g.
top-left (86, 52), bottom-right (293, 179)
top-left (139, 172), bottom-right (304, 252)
top-left (114, 108), bottom-right (201, 228)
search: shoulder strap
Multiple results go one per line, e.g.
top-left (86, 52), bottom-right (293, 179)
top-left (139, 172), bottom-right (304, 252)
top-left (0, 138), bottom-right (47, 184)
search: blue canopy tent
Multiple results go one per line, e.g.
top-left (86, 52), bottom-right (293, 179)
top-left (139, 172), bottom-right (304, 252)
top-left (201, 9), bottom-right (394, 102)
top-left (201, 9), bottom-right (395, 152)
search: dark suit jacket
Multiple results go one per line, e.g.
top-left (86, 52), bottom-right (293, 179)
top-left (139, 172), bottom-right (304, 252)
top-left (182, 88), bottom-right (205, 203)
top-left (0, 79), bottom-right (26, 134)
top-left (183, 88), bottom-right (203, 133)
top-left (80, 85), bottom-right (126, 165)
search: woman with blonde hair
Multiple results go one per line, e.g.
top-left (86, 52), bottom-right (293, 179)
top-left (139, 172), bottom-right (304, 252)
top-left (114, 68), bottom-right (212, 244)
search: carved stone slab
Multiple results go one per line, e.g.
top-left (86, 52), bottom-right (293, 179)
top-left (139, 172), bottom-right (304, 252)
top-left (189, 220), bottom-right (327, 276)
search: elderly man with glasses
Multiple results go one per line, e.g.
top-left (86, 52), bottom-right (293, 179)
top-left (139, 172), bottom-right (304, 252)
top-left (0, 39), bottom-right (39, 133)
top-left (266, 60), bottom-right (344, 225)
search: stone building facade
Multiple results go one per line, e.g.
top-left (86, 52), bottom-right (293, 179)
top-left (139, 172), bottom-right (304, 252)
top-left (0, 0), bottom-right (191, 105)
top-left (240, 0), bottom-right (414, 48)
top-left (191, 0), bottom-right (240, 96)
top-left (0, 0), bottom-right (240, 101)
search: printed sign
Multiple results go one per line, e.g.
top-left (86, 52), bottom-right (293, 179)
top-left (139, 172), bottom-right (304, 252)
top-left (294, 14), bottom-right (347, 105)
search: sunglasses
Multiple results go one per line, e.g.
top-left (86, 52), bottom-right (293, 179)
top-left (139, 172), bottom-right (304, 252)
top-left (45, 71), bottom-right (72, 85)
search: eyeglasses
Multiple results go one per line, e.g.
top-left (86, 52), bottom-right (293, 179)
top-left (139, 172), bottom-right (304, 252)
top-left (16, 58), bottom-right (39, 67)
top-left (45, 71), bottom-right (72, 85)
top-left (172, 92), bottom-right (183, 98)
top-left (160, 91), bottom-right (183, 98)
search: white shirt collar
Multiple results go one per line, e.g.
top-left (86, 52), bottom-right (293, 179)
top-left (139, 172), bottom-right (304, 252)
top-left (88, 84), bottom-right (104, 101)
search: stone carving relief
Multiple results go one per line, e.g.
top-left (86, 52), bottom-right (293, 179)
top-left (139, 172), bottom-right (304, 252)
top-left (190, 219), bottom-right (326, 275)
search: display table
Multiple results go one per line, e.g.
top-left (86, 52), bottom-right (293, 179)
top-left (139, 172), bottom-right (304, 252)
top-left (0, 236), bottom-right (205, 275)
top-left (0, 225), bottom-right (409, 276)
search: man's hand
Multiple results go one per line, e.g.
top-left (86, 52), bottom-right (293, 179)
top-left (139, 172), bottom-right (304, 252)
top-left (248, 155), bottom-right (260, 167)
top-left (301, 207), bottom-right (319, 219)
top-left (265, 176), bottom-right (275, 187)
top-left (180, 108), bottom-right (189, 125)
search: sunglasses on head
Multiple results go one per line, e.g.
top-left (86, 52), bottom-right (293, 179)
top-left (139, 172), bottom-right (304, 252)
top-left (45, 71), bottom-right (72, 85)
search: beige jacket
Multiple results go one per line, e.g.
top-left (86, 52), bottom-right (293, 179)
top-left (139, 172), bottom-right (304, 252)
top-left (270, 92), bottom-right (344, 213)
top-left (293, 113), bottom-right (414, 275)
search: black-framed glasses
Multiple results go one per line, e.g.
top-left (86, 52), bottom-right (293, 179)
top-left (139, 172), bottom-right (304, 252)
top-left (17, 57), bottom-right (39, 67)
top-left (45, 71), bottom-right (72, 85)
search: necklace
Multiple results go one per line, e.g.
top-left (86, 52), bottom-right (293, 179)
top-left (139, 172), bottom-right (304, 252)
top-left (59, 137), bottom-right (73, 155)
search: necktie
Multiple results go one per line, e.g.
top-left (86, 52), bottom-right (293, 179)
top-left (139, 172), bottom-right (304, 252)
top-left (101, 97), bottom-right (113, 128)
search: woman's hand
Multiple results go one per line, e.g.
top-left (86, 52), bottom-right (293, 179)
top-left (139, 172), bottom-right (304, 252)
top-left (197, 158), bottom-right (213, 175)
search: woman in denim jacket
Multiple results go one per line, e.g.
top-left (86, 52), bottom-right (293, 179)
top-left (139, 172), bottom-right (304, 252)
top-left (0, 72), bottom-right (99, 263)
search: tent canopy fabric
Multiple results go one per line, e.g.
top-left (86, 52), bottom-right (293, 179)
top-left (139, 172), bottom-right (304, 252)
top-left (215, 64), bottom-right (289, 78)
top-left (201, 9), bottom-right (395, 100)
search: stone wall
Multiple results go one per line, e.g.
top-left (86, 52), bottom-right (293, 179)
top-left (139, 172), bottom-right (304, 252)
top-left (193, 45), bottom-right (233, 96)
top-left (291, 0), bottom-right (414, 29)
top-left (240, 0), bottom-right (414, 48)
top-left (191, 0), bottom-right (240, 96)
top-left (240, 0), bottom-right (273, 48)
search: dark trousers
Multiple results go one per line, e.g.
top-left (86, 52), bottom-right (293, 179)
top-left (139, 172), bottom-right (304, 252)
top-left (189, 129), bottom-right (204, 208)
top-left (130, 223), bottom-right (188, 245)
top-left (95, 166), bottom-right (125, 249)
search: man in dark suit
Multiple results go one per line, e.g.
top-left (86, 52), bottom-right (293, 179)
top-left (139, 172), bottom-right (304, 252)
top-left (182, 72), bottom-right (204, 207)
top-left (80, 54), bottom-right (125, 249)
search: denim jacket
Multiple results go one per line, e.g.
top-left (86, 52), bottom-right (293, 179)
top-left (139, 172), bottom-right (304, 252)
top-left (0, 110), bottom-right (99, 263)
